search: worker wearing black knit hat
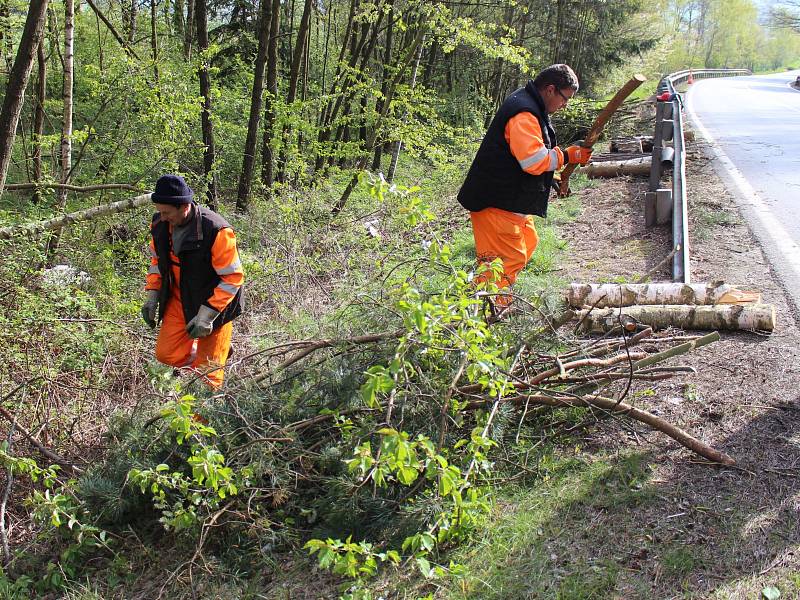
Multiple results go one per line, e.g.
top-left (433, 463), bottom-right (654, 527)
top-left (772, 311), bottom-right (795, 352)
top-left (141, 174), bottom-right (244, 388)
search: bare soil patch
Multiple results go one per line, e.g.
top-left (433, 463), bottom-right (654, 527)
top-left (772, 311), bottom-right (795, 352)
top-left (551, 138), bottom-right (800, 598)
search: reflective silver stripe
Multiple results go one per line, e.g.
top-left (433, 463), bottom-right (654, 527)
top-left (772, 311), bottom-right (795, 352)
top-left (215, 258), bottom-right (242, 276)
top-left (148, 265), bottom-right (161, 275)
top-left (518, 146), bottom-right (548, 170)
top-left (149, 246), bottom-right (158, 258)
top-left (547, 149), bottom-right (559, 171)
top-left (216, 281), bottom-right (240, 295)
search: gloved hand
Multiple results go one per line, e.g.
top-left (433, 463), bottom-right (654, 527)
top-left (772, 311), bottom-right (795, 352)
top-left (141, 289), bottom-right (160, 329)
top-left (185, 305), bottom-right (219, 339)
top-left (563, 144), bottom-right (593, 165)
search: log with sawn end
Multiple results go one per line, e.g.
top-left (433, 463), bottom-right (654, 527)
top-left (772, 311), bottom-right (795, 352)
top-left (575, 304), bottom-right (776, 333)
top-left (566, 282), bottom-right (762, 309)
top-left (583, 157), bottom-right (651, 178)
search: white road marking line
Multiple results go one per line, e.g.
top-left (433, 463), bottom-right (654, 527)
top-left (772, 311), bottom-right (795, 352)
top-left (685, 94), bottom-right (800, 282)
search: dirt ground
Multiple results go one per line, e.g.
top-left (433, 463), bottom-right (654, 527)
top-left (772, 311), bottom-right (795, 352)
top-left (555, 134), bottom-right (800, 598)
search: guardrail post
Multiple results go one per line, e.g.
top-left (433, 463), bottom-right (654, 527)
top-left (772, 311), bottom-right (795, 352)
top-left (649, 102), bottom-right (665, 193)
top-left (656, 188), bottom-right (672, 225)
top-left (661, 119), bottom-right (674, 141)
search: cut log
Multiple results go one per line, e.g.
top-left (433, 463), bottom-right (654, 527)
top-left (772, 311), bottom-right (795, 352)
top-left (567, 282), bottom-right (762, 309)
top-left (575, 304), bottom-right (776, 333)
top-left (611, 136), bottom-right (653, 153)
top-left (591, 152), bottom-right (649, 163)
top-left (584, 157), bottom-right (651, 178)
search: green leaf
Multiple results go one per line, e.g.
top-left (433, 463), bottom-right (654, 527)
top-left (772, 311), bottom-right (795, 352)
top-left (416, 556), bottom-right (433, 578)
top-left (762, 587), bottom-right (781, 600)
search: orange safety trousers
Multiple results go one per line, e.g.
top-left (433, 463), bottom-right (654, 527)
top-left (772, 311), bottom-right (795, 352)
top-left (155, 291), bottom-right (232, 389)
top-left (469, 207), bottom-right (539, 307)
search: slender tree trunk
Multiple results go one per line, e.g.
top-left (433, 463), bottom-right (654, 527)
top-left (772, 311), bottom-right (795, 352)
top-left (422, 37), bottom-right (437, 89)
top-left (314, 0), bottom-right (358, 172)
top-left (260, 0), bottom-right (280, 187)
top-left (127, 0), bottom-right (138, 44)
top-left (387, 34), bottom-right (423, 183)
top-left (0, 0), bottom-right (50, 197)
top-left (236, 0), bottom-right (272, 211)
top-left (371, 0), bottom-right (395, 171)
top-left (0, 0), bottom-right (14, 77)
top-left (151, 0), bottom-right (160, 84)
top-left (276, 0), bottom-right (313, 183)
top-left (184, 0), bottom-right (194, 58)
top-left (173, 0), bottom-right (185, 36)
top-left (32, 40), bottom-right (47, 203)
top-left (333, 26), bottom-right (425, 213)
top-left (195, 0), bottom-right (218, 209)
top-left (43, 0), bottom-right (73, 259)
top-left (85, 0), bottom-right (140, 59)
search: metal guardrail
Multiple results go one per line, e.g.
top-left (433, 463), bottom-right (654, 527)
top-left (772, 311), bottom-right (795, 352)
top-left (648, 68), bottom-right (752, 283)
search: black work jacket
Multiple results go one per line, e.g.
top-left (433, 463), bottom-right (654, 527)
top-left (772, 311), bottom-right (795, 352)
top-left (457, 81), bottom-right (557, 217)
top-left (151, 204), bottom-right (243, 328)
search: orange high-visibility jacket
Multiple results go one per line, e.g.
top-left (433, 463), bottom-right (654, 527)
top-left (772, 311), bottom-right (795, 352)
top-left (146, 204), bottom-right (244, 326)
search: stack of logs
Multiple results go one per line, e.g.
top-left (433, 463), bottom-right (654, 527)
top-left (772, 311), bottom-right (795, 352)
top-left (566, 281), bottom-right (775, 333)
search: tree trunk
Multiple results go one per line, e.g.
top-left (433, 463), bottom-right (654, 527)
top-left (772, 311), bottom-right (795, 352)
top-left (195, 0), bottom-right (218, 209)
top-left (32, 39), bottom-right (47, 203)
top-left (0, 1), bottom-right (9, 77)
top-left (85, 0), bottom-right (139, 59)
top-left (127, 0), bottom-right (138, 44)
top-left (567, 282), bottom-right (762, 309)
top-left (314, 0), bottom-right (359, 173)
top-left (371, 0), bottom-right (395, 172)
top-left (387, 33), bottom-right (423, 183)
top-left (43, 0), bottom-right (74, 259)
top-left (333, 26), bottom-right (425, 213)
top-left (40, 0), bottom-right (73, 259)
top-left (151, 0), bottom-right (160, 84)
top-left (184, 0), bottom-right (194, 58)
top-left (276, 0), bottom-right (313, 183)
top-left (260, 0), bottom-right (280, 188)
top-left (0, 0), bottom-right (50, 197)
top-left (575, 304), bottom-right (776, 333)
top-left (173, 0), bottom-right (185, 36)
top-left (584, 157), bottom-right (651, 178)
top-left (236, 0), bottom-right (273, 211)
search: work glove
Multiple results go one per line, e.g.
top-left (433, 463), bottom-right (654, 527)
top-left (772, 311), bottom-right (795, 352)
top-left (141, 289), bottom-right (160, 329)
top-left (562, 144), bottom-right (593, 165)
top-left (185, 305), bottom-right (219, 339)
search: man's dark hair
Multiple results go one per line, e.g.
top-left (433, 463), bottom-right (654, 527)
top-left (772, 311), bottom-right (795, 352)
top-left (533, 64), bottom-right (579, 93)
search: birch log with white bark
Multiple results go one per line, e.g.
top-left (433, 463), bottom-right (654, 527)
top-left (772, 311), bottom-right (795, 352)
top-left (0, 193), bottom-right (151, 240)
top-left (576, 304), bottom-right (776, 333)
top-left (567, 282), bottom-right (762, 309)
top-left (584, 157), bottom-right (651, 178)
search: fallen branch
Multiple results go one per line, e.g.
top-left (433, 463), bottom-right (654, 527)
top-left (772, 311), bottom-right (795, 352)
top-left (251, 330), bottom-right (403, 384)
top-left (466, 392), bottom-right (735, 465)
top-left (0, 380), bottom-right (82, 472)
top-left (0, 193), bottom-right (151, 240)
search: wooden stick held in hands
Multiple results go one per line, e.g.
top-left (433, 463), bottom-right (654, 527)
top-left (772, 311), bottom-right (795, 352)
top-left (558, 74), bottom-right (647, 197)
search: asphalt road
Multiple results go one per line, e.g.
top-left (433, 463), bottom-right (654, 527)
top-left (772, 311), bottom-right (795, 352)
top-left (685, 70), bottom-right (800, 312)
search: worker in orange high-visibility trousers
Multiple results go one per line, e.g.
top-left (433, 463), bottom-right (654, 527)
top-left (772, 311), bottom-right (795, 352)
top-left (458, 64), bottom-right (591, 318)
top-left (141, 174), bottom-right (244, 388)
